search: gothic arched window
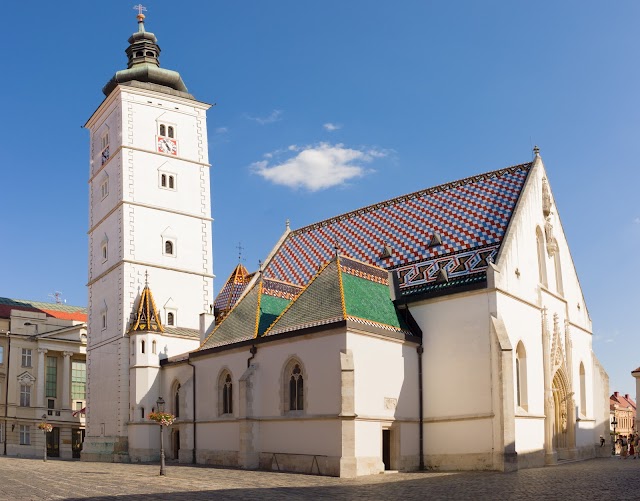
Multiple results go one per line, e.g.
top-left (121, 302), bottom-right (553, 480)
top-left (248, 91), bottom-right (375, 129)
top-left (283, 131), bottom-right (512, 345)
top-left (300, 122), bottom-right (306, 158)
top-left (536, 227), bottom-right (548, 287)
top-left (168, 126), bottom-right (175, 138)
top-left (165, 241), bottom-right (174, 255)
top-left (289, 364), bottom-right (304, 411)
top-left (221, 373), bottom-right (233, 415)
top-left (159, 124), bottom-right (166, 137)
top-left (515, 341), bottom-right (528, 410)
top-left (174, 383), bottom-right (181, 418)
top-left (579, 363), bottom-right (586, 416)
top-left (167, 312), bottom-right (174, 326)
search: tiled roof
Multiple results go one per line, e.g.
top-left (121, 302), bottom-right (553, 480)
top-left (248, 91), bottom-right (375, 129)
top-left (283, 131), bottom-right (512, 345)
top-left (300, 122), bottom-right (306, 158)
top-left (0, 297), bottom-right (87, 322)
top-left (263, 163), bottom-right (531, 299)
top-left (201, 278), bottom-right (302, 350)
top-left (265, 256), bottom-right (413, 338)
top-left (164, 326), bottom-right (200, 339)
top-left (213, 263), bottom-right (252, 321)
top-left (128, 284), bottom-right (164, 333)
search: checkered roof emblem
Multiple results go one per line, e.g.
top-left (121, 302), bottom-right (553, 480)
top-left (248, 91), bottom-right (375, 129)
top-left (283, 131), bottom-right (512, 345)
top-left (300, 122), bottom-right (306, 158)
top-left (264, 163), bottom-right (531, 287)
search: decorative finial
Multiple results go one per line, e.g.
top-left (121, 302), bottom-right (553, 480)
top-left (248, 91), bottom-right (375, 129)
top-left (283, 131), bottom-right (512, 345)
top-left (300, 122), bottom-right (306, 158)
top-left (133, 4), bottom-right (147, 21)
top-left (533, 145), bottom-right (540, 157)
top-left (258, 260), bottom-right (264, 273)
top-left (286, 219), bottom-right (290, 230)
top-left (144, 270), bottom-right (149, 287)
top-left (334, 239), bottom-right (340, 256)
top-left (236, 242), bottom-right (244, 263)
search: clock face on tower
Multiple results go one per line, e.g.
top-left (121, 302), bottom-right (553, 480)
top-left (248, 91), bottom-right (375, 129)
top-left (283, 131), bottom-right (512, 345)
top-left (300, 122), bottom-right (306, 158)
top-left (157, 137), bottom-right (178, 156)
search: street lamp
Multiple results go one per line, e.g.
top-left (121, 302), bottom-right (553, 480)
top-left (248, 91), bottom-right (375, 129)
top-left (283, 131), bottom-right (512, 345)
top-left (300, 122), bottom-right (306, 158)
top-left (42, 414), bottom-right (48, 462)
top-left (611, 416), bottom-right (618, 456)
top-left (156, 397), bottom-right (166, 476)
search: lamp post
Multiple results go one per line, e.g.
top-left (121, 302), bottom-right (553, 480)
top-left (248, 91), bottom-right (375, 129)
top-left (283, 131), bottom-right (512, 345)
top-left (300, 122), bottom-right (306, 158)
top-left (42, 414), bottom-right (48, 462)
top-left (157, 397), bottom-right (166, 476)
top-left (611, 416), bottom-right (618, 456)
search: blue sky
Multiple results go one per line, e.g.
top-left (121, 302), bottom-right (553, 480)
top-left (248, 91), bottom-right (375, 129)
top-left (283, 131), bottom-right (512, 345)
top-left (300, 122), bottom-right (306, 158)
top-left (0, 1), bottom-right (638, 395)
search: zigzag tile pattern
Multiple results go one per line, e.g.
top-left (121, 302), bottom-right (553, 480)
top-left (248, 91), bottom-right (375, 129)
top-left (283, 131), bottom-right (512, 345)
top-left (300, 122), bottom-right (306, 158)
top-left (264, 164), bottom-right (530, 288)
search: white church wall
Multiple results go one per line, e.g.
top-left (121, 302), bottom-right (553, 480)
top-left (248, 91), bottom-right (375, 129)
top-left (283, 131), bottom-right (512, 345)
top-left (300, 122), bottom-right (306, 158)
top-left (410, 291), bottom-right (496, 469)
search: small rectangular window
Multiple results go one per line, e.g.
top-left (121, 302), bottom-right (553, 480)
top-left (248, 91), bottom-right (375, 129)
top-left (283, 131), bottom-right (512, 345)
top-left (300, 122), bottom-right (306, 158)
top-left (21, 349), bottom-right (32, 367)
top-left (46, 356), bottom-right (57, 398)
top-left (20, 385), bottom-right (31, 407)
top-left (72, 361), bottom-right (87, 400)
top-left (0, 346), bottom-right (4, 364)
top-left (141, 407), bottom-right (145, 419)
top-left (100, 178), bottom-right (109, 199)
top-left (19, 425), bottom-right (30, 445)
top-left (102, 313), bottom-right (107, 330)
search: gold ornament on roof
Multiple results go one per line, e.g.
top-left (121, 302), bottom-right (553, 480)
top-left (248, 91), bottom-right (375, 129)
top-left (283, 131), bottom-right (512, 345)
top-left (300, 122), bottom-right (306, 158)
top-left (129, 272), bottom-right (165, 333)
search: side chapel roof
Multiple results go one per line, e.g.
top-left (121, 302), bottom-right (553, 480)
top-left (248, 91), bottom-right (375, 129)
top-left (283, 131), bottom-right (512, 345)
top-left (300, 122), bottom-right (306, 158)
top-left (201, 255), bottom-right (414, 351)
top-left (129, 282), bottom-right (164, 333)
top-left (201, 277), bottom-right (302, 350)
top-left (213, 263), bottom-right (252, 322)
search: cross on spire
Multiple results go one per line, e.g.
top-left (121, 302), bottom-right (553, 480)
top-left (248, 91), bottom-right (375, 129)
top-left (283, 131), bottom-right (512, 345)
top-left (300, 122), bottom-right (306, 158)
top-left (236, 242), bottom-right (244, 263)
top-left (144, 270), bottom-right (149, 287)
top-left (133, 4), bottom-right (147, 16)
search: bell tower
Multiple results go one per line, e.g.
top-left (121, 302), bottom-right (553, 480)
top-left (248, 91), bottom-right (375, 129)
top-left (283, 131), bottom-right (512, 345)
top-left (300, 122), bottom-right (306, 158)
top-left (82, 9), bottom-right (213, 461)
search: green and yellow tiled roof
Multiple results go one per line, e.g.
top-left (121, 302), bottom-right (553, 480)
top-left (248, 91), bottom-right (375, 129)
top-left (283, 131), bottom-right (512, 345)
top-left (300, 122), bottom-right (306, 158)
top-left (201, 277), bottom-right (302, 350)
top-left (264, 255), bottom-right (412, 338)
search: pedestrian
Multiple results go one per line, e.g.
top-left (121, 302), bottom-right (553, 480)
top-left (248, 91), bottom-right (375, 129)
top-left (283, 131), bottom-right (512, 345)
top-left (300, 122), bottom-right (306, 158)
top-left (621, 435), bottom-right (628, 458)
top-left (600, 435), bottom-right (605, 447)
top-left (629, 436), bottom-right (635, 459)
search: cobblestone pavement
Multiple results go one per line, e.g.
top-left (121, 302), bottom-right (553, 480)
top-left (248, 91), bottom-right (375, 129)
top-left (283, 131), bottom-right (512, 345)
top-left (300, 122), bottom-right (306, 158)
top-left (1, 456), bottom-right (639, 501)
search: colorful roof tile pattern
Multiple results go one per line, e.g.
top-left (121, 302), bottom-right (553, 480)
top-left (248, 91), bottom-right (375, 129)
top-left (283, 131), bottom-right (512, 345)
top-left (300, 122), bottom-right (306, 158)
top-left (201, 277), bottom-right (302, 350)
top-left (265, 256), bottom-right (413, 338)
top-left (0, 297), bottom-right (87, 322)
top-left (129, 284), bottom-right (164, 333)
top-left (263, 163), bottom-right (532, 298)
top-left (213, 263), bottom-right (252, 321)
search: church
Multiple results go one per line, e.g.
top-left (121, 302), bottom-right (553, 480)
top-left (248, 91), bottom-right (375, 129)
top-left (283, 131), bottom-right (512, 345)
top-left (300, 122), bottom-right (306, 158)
top-left (81, 12), bottom-right (610, 476)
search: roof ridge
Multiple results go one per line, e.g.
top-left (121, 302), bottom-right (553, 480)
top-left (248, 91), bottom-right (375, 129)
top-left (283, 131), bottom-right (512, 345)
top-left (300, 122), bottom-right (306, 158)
top-left (290, 162), bottom-right (532, 235)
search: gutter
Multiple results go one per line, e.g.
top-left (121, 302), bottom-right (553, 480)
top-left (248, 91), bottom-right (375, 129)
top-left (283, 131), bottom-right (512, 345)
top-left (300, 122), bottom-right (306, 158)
top-left (186, 359), bottom-right (196, 464)
top-left (2, 331), bottom-right (10, 455)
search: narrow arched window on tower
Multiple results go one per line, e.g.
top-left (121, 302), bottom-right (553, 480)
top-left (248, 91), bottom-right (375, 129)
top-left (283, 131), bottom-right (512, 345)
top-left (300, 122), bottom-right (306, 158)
top-left (168, 126), bottom-right (175, 138)
top-left (165, 241), bottom-right (173, 255)
top-left (167, 312), bottom-right (174, 326)
top-left (152, 340), bottom-right (157, 354)
top-left (161, 174), bottom-right (167, 187)
top-left (168, 176), bottom-right (174, 189)
top-left (159, 124), bottom-right (166, 137)
top-left (141, 340), bottom-right (145, 354)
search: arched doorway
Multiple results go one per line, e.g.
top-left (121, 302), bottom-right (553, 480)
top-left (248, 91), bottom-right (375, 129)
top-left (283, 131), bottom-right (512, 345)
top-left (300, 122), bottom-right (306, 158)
top-left (551, 370), bottom-right (571, 458)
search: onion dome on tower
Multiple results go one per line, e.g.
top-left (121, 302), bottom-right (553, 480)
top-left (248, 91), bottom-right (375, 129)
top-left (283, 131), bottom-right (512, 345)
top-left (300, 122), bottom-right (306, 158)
top-left (102, 7), bottom-right (193, 99)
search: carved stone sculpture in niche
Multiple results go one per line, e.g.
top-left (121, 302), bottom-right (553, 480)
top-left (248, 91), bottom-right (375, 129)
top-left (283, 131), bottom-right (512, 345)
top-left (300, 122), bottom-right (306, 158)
top-left (545, 216), bottom-right (558, 256)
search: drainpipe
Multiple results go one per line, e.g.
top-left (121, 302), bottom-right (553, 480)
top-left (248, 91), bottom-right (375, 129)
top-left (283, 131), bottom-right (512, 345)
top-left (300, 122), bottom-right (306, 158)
top-left (247, 345), bottom-right (257, 368)
top-left (2, 331), bottom-right (10, 455)
top-left (186, 359), bottom-right (196, 464)
top-left (417, 343), bottom-right (424, 470)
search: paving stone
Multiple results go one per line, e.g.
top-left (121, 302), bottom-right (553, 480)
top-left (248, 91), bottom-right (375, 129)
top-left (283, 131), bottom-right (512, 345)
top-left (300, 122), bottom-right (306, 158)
top-left (0, 456), bottom-right (639, 500)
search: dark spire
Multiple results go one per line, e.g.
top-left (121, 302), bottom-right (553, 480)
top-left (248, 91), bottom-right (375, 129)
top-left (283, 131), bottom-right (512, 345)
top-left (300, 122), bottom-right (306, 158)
top-left (102, 8), bottom-right (193, 99)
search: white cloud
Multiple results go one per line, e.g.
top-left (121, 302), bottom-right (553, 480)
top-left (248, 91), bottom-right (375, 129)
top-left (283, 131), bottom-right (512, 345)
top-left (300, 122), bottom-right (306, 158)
top-left (245, 109), bottom-right (283, 125)
top-left (323, 122), bottom-right (342, 131)
top-left (251, 143), bottom-right (385, 191)
top-left (215, 127), bottom-right (228, 134)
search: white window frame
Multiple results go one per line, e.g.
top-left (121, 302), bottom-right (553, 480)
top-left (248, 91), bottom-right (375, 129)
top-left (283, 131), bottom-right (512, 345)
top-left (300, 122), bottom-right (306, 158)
top-left (21, 348), bottom-right (32, 367)
top-left (20, 384), bottom-right (31, 407)
top-left (163, 238), bottom-right (176, 257)
top-left (100, 130), bottom-right (110, 166)
top-left (158, 170), bottom-right (177, 191)
top-left (158, 122), bottom-right (177, 139)
top-left (100, 174), bottom-right (109, 200)
top-left (101, 235), bottom-right (109, 263)
top-left (19, 425), bottom-right (30, 445)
